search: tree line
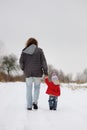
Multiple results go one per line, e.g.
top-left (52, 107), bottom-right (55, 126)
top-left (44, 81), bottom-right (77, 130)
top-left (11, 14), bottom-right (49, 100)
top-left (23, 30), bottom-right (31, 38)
top-left (0, 54), bottom-right (87, 83)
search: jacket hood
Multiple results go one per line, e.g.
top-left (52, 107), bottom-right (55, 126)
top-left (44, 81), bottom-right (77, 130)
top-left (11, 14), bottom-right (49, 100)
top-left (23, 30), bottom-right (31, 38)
top-left (23, 44), bottom-right (37, 55)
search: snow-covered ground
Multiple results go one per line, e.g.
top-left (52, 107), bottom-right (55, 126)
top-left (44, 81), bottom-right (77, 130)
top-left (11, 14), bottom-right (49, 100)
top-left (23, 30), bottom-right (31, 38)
top-left (0, 82), bottom-right (87, 130)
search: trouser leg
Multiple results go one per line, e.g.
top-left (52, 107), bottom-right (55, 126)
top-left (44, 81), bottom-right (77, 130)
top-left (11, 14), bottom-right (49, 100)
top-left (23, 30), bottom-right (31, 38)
top-left (53, 97), bottom-right (58, 110)
top-left (48, 96), bottom-right (58, 110)
top-left (33, 77), bottom-right (41, 104)
top-left (26, 77), bottom-right (33, 108)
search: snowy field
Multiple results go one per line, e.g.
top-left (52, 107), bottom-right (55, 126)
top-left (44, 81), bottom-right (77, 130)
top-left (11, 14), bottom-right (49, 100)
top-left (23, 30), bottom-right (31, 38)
top-left (0, 82), bottom-right (87, 130)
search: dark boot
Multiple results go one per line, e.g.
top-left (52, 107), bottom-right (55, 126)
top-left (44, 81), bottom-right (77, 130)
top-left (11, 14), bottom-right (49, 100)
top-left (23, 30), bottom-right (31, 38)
top-left (49, 107), bottom-right (53, 110)
top-left (27, 108), bottom-right (32, 110)
top-left (33, 103), bottom-right (38, 109)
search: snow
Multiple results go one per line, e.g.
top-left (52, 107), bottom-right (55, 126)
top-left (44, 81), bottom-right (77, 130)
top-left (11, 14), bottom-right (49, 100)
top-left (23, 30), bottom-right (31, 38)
top-left (0, 82), bottom-right (87, 130)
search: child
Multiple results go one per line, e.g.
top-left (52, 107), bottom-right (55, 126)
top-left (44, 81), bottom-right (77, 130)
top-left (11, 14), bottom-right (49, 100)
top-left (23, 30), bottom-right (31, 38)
top-left (45, 72), bottom-right (61, 110)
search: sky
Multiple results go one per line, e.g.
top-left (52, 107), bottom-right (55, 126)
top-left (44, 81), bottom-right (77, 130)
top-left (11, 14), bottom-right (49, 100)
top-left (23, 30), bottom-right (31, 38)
top-left (0, 0), bottom-right (87, 76)
top-left (0, 82), bottom-right (87, 130)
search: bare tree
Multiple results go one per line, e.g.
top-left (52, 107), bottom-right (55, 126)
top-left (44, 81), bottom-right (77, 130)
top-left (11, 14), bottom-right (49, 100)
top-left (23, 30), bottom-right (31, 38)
top-left (0, 54), bottom-right (18, 81)
top-left (83, 68), bottom-right (87, 82)
top-left (75, 72), bottom-right (82, 83)
top-left (58, 70), bottom-right (65, 82)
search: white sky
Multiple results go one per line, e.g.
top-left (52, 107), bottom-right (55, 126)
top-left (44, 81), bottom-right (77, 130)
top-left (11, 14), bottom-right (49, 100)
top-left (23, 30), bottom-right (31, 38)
top-left (0, 0), bottom-right (87, 76)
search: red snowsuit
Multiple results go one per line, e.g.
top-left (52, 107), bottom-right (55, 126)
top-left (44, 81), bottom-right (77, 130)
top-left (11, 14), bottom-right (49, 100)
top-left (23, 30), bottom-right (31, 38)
top-left (45, 78), bottom-right (61, 96)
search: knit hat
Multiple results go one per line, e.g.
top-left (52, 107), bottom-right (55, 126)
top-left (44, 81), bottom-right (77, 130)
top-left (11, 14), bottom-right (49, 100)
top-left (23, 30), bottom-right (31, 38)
top-left (51, 72), bottom-right (59, 85)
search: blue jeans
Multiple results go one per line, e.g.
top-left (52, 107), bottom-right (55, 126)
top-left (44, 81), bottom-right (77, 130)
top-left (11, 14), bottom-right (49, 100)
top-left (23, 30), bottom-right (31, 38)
top-left (26, 77), bottom-right (41, 108)
top-left (48, 96), bottom-right (58, 110)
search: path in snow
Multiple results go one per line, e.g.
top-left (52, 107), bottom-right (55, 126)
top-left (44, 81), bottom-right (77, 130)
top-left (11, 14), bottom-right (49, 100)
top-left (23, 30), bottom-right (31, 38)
top-left (0, 82), bottom-right (87, 130)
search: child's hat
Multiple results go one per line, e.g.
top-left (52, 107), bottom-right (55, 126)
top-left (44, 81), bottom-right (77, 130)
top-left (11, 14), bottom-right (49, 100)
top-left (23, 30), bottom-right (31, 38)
top-left (51, 72), bottom-right (59, 85)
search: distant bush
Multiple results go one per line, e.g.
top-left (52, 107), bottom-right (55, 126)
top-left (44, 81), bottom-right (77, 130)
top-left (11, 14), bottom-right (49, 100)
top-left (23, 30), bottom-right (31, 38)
top-left (8, 75), bottom-right (25, 82)
top-left (0, 72), bottom-right (25, 82)
top-left (0, 72), bottom-right (8, 82)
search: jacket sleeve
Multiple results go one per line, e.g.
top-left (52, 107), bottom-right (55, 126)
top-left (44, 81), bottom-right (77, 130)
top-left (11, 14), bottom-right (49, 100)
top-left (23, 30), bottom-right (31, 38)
top-left (57, 85), bottom-right (61, 96)
top-left (40, 49), bottom-right (48, 75)
top-left (45, 78), bottom-right (50, 85)
top-left (19, 52), bottom-right (24, 70)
